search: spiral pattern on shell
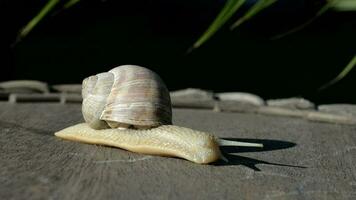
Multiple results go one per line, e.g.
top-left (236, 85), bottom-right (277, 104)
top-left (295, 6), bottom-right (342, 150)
top-left (82, 65), bottom-right (172, 130)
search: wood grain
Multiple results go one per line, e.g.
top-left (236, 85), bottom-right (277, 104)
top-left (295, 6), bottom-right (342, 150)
top-left (0, 103), bottom-right (355, 200)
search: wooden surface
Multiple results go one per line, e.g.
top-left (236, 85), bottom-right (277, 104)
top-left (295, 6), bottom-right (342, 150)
top-left (0, 103), bottom-right (355, 200)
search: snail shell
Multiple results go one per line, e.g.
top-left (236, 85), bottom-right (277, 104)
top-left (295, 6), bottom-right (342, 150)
top-left (82, 65), bottom-right (172, 130)
top-left (55, 65), bottom-right (263, 164)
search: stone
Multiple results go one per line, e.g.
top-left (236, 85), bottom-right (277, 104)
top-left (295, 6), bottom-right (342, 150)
top-left (306, 111), bottom-right (356, 125)
top-left (216, 92), bottom-right (265, 106)
top-left (267, 97), bottom-right (315, 110)
top-left (257, 106), bottom-right (306, 118)
top-left (52, 84), bottom-right (82, 94)
top-left (256, 106), bottom-right (356, 125)
top-left (170, 88), bottom-right (213, 100)
top-left (0, 80), bottom-right (49, 94)
top-left (318, 104), bottom-right (356, 117)
top-left (170, 88), bottom-right (215, 109)
top-left (60, 93), bottom-right (82, 104)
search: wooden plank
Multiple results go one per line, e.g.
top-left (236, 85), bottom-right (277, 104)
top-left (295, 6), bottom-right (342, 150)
top-left (0, 103), bottom-right (355, 199)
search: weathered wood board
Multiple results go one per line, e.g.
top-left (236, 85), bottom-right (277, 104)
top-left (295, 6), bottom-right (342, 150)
top-left (0, 103), bottom-right (355, 199)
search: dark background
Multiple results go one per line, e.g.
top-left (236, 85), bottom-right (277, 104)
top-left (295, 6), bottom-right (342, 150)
top-left (0, 0), bottom-right (355, 104)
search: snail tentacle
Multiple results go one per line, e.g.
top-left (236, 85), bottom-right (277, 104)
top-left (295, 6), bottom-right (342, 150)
top-left (217, 139), bottom-right (264, 148)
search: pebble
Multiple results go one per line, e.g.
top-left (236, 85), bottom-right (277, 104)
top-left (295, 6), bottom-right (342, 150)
top-left (267, 98), bottom-right (315, 110)
top-left (170, 88), bottom-right (215, 109)
top-left (170, 88), bottom-right (213, 100)
top-left (318, 104), bottom-right (356, 118)
top-left (52, 84), bottom-right (82, 94)
top-left (216, 92), bottom-right (265, 106)
top-left (0, 80), bottom-right (49, 94)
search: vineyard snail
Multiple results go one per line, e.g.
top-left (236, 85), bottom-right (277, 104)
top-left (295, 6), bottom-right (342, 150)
top-left (55, 65), bottom-right (263, 164)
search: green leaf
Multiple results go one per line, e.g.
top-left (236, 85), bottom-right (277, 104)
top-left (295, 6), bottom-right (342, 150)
top-left (64, 0), bottom-right (81, 9)
top-left (15, 0), bottom-right (81, 44)
top-left (332, 0), bottom-right (356, 11)
top-left (271, 0), bottom-right (337, 40)
top-left (230, 0), bottom-right (277, 30)
top-left (319, 54), bottom-right (356, 91)
top-left (17, 0), bottom-right (61, 42)
top-left (191, 0), bottom-right (246, 50)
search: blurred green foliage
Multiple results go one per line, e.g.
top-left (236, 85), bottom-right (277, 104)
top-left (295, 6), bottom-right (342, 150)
top-left (17, 0), bottom-right (356, 89)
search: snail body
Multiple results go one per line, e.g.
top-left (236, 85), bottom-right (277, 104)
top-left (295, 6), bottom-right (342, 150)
top-left (55, 65), bottom-right (262, 164)
top-left (55, 123), bottom-right (221, 164)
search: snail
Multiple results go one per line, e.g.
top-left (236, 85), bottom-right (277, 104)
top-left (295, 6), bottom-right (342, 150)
top-left (55, 65), bottom-right (263, 164)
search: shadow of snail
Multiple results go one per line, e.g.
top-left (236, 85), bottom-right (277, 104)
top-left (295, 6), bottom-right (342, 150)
top-left (216, 138), bottom-right (305, 170)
